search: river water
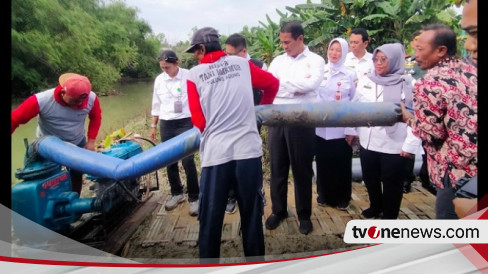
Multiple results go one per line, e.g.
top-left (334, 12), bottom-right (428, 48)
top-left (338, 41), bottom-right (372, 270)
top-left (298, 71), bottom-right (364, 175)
top-left (11, 80), bottom-right (154, 184)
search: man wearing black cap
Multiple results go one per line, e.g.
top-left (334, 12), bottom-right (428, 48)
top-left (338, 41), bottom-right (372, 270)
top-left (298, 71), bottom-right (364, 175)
top-left (11, 73), bottom-right (102, 195)
top-left (185, 27), bottom-right (279, 262)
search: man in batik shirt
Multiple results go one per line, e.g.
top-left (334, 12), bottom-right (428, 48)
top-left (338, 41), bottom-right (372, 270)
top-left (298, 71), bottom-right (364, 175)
top-left (402, 24), bottom-right (477, 219)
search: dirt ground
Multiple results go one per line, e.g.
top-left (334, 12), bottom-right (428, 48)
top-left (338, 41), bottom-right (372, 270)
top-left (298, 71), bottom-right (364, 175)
top-left (79, 132), bottom-right (433, 264)
top-left (123, 228), bottom-right (355, 264)
top-left (81, 135), bottom-right (364, 263)
top-left (105, 170), bottom-right (363, 264)
top-left (121, 204), bottom-right (357, 264)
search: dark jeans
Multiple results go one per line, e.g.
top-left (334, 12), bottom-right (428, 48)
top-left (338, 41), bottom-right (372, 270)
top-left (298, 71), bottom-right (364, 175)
top-left (198, 158), bottom-right (265, 262)
top-left (359, 147), bottom-right (407, 219)
top-left (69, 138), bottom-right (86, 195)
top-left (435, 172), bottom-right (458, 219)
top-left (315, 137), bottom-right (352, 206)
top-left (268, 126), bottom-right (315, 221)
top-left (160, 118), bottom-right (199, 201)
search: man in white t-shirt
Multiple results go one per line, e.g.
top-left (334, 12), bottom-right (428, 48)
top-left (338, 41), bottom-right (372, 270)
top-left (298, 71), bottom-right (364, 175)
top-left (344, 28), bottom-right (374, 82)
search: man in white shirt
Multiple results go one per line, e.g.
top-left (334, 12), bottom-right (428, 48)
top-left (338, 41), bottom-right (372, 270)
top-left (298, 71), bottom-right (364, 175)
top-left (224, 33), bottom-right (268, 214)
top-left (344, 28), bottom-right (374, 82)
top-left (265, 21), bottom-right (325, 235)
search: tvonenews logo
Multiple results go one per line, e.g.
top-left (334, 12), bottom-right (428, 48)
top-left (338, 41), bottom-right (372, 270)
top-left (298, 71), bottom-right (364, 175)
top-left (344, 220), bottom-right (488, 244)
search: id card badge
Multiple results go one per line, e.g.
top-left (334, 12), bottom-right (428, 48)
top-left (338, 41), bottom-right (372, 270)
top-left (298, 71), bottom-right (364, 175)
top-left (174, 100), bottom-right (183, 113)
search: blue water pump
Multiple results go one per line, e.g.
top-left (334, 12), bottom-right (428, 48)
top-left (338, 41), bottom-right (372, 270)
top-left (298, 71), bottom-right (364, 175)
top-left (12, 137), bottom-right (144, 243)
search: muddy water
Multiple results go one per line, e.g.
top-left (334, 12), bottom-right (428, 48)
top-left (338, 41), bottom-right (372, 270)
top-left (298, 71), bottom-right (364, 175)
top-left (11, 80), bottom-right (154, 184)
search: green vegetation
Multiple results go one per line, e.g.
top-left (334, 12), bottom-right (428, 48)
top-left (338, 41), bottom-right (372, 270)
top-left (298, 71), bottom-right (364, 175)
top-left (11, 0), bottom-right (162, 99)
top-left (245, 0), bottom-right (463, 63)
top-left (11, 0), bottom-right (464, 99)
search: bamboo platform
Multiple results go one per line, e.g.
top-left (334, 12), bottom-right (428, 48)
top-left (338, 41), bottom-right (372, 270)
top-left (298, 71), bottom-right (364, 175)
top-left (132, 180), bottom-right (436, 249)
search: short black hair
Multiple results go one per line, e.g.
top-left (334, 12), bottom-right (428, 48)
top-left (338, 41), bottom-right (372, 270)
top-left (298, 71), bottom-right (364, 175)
top-left (158, 49), bottom-right (178, 63)
top-left (225, 33), bottom-right (247, 52)
top-left (280, 21), bottom-right (304, 40)
top-left (203, 41), bottom-right (222, 54)
top-left (422, 24), bottom-right (457, 56)
top-left (350, 28), bottom-right (369, 42)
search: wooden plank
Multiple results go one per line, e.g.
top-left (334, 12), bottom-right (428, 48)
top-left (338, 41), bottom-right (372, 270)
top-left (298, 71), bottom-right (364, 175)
top-left (231, 220), bottom-right (240, 238)
top-left (400, 206), bottom-right (419, 220)
top-left (129, 177), bottom-right (438, 257)
top-left (156, 193), bottom-right (169, 216)
top-left (142, 216), bottom-right (165, 246)
top-left (173, 227), bottom-right (185, 244)
top-left (323, 217), bottom-right (340, 235)
top-left (221, 223), bottom-right (232, 241)
top-left (160, 215), bottom-right (179, 243)
top-left (415, 204), bottom-right (435, 219)
top-left (180, 222), bottom-right (199, 247)
top-left (331, 216), bottom-right (346, 234)
top-left (310, 215), bottom-right (323, 235)
top-left (287, 218), bottom-right (299, 235)
top-left (102, 191), bottom-right (162, 254)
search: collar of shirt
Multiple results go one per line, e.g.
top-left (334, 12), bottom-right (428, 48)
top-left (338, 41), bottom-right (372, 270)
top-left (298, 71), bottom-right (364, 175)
top-left (432, 56), bottom-right (458, 70)
top-left (201, 50), bottom-right (226, 64)
top-left (349, 51), bottom-right (372, 62)
top-left (161, 68), bottom-right (183, 81)
top-left (283, 46), bottom-right (312, 61)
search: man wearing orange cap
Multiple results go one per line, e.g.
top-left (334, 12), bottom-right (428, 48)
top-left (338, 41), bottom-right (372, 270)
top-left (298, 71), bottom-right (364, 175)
top-left (11, 73), bottom-right (102, 195)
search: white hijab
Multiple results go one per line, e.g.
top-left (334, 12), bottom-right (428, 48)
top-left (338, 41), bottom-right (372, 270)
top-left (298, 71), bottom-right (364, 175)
top-left (328, 37), bottom-right (349, 74)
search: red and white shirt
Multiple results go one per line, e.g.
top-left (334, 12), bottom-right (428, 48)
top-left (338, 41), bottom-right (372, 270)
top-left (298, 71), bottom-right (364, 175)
top-left (11, 86), bottom-right (102, 145)
top-left (186, 50), bottom-right (279, 167)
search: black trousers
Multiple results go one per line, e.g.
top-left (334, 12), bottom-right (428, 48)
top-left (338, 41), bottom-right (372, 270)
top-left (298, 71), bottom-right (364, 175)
top-left (69, 138), bottom-right (87, 195)
top-left (359, 147), bottom-right (407, 219)
top-left (435, 172), bottom-right (458, 219)
top-left (268, 126), bottom-right (315, 221)
top-left (198, 158), bottom-right (265, 262)
top-left (315, 137), bottom-right (353, 206)
top-left (160, 118), bottom-right (199, 201)
top-left (403, 156), bottom-right (416, 184)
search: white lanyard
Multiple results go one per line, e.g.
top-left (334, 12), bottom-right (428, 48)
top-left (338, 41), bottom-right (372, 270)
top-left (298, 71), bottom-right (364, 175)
top-left (165, 81), bottom-right (182, 100)
top-left (375, 84), bottom-right (383, 102)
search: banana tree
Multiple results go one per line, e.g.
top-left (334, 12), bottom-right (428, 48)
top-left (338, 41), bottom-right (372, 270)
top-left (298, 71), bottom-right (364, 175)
top-left (256, 0), bottom-right (461, 58)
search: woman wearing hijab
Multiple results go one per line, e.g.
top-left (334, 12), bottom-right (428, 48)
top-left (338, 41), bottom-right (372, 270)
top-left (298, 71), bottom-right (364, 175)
top-left (344, 43), bottom-right (421, 219)
top-left (315, 38), bottom-right (357, 210)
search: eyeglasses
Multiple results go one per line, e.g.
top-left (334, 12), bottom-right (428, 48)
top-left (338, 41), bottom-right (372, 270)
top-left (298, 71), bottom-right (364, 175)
top-left (158, 56), bottom-right (178, 62)
top-left (226, 48), bottom-right (243, 56)
top-left (373, 57), bottom-right (388, 64)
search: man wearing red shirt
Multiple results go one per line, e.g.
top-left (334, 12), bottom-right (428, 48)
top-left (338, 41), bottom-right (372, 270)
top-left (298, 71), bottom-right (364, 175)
top-left (185, 27), bottom-right (279, 263)
top-left (12, 73), bottom-right (102, 195)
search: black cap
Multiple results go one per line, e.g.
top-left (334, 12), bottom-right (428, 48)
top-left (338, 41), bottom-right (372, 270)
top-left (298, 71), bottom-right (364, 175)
top-left (158, 49), bottom-right (178, 63)
top-left (184, 27), bottom-right (220, 53)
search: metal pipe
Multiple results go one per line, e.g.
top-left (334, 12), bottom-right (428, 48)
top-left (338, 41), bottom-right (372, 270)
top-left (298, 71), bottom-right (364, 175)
top-left (350, 155), bottom-right (423, 182)
top-left (35, 102), bottom-right (403, 180)
top-left (255, 102), bottom-right (401, 127)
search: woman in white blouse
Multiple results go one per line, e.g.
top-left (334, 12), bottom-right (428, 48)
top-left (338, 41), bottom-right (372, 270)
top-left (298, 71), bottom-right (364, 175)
top-left (344, 43), bottom-right (420, 219)
top-left (315, 37), bottom-right (357, 210)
